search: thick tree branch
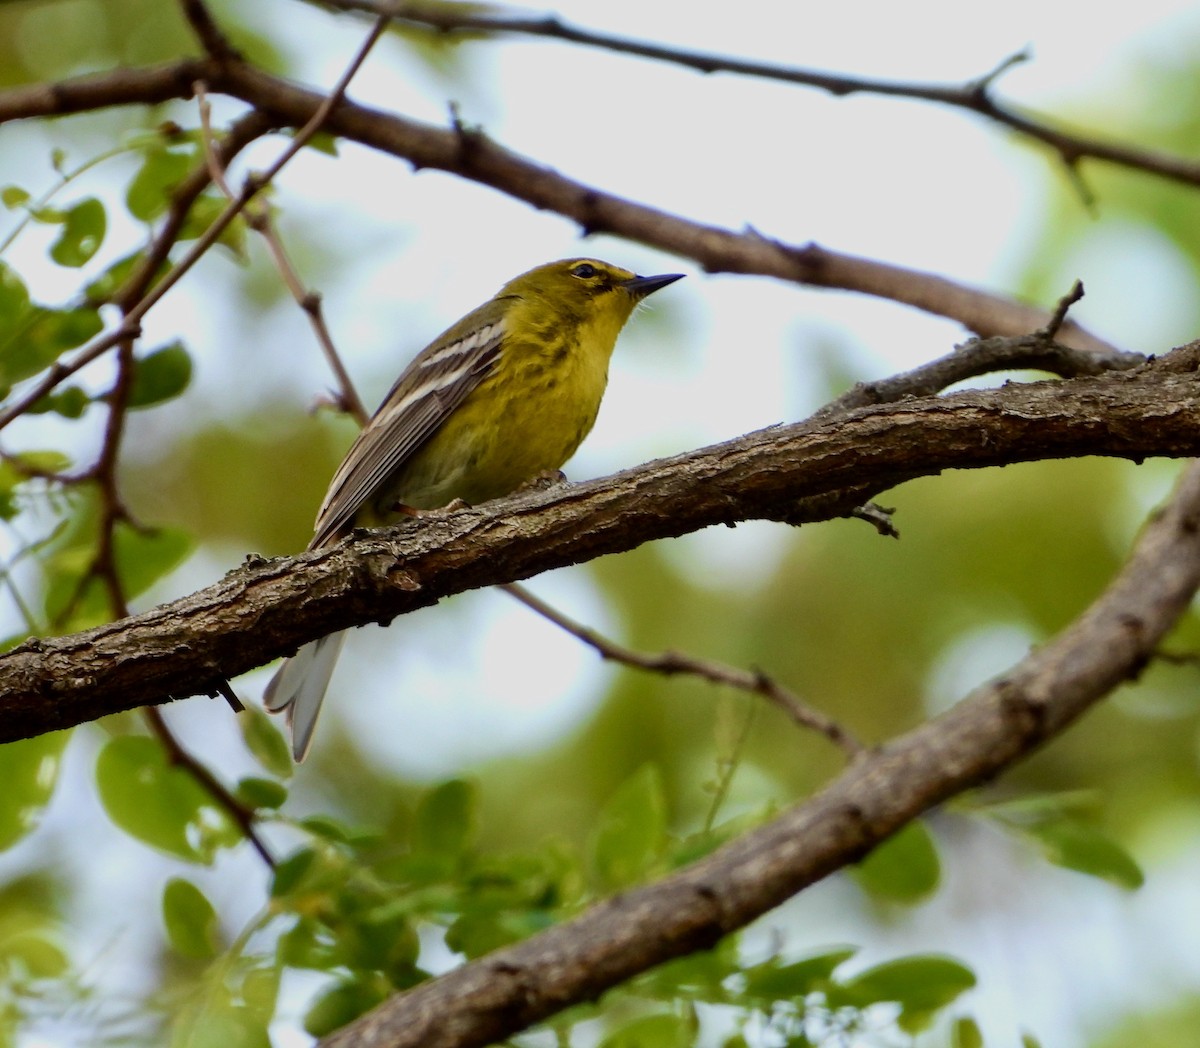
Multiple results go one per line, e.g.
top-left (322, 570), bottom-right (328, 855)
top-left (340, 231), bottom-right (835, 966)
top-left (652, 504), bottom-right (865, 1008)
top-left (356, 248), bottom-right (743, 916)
top-left (2, 345), bottom-right (1200, 743)
top-left (0, 57), bottom-right (1118, 355)
top-left (318, 452), bottom-right (1200, 1048)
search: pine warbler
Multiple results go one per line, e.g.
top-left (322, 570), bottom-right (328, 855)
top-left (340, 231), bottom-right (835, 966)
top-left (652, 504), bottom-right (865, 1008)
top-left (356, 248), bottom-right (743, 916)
top-left (265, 258), bottom-right (684, 759)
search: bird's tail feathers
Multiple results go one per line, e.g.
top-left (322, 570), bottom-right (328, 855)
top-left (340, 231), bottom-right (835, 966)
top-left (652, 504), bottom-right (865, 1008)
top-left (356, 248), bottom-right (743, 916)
top-left (263, 632), bottom-right (347, 761)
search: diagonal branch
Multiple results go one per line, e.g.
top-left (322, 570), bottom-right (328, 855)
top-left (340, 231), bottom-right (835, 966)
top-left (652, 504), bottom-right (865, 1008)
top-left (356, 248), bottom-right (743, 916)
top-left (319, 0), bottom-right (1200, 191)
top-left (318, 452), bottom-right (1200, 1048)
top-left (0, 57), bottom-right (1120, 357)
top-left (503, 582), bottom-right (862, 756)
top-left (815, 282), bottom-right (1144, 419)
top-left (179, 0), bottom-right (242, 62)
top-left (194, 85), bottom-right (370, 424)
top-left (2, 345), bottom-right (1200, 744)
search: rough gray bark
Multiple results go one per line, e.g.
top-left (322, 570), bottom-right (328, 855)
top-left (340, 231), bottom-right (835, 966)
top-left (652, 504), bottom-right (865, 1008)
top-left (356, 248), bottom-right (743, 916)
top-left (2, 344), bottom-right (1199, 744)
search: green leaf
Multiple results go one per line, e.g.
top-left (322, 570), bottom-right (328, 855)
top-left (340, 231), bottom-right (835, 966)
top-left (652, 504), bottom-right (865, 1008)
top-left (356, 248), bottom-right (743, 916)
top-left (1024, 820), bottom-right (1144, 889)
top-left (126, 341), bottom-right (192, 409)
top-left (85, 250), bottom-right (154, 304)
top-left (1021, 1032), bottom-right (1043, 1048)
top-left (277, 916), bottom-right (341, 971)
top-left (590, 764), bottom-right (667, 891)
top-left (303, 131), bottom-right (339, 157)
top-left (235, 777), bottom-right (288, 810)
top-left (27, 205), bottom-right (66, 224)
top-left (49, 197), bottom-right (105, 267)
top-left (635, 937), bottom-right (740, 1002)
top-left (29, 385), bottom-right (90, 418)
top-left (40, 490), bottom-right (105, 630)
top-left (344, 905), bottom-right (420, 976)
top-left (0, 732), bottom-right (71, 850)
top-left (0, 262), bottom-right (30, 321)
top-left (96, 735), bottom-right (234, 863)
top-left (239, 704), bottom-right (293, 780)
top-left (413, 779), bottom-right (477, 858)
top-left (270, 846), bottom-right (357, 903)
top-left (969, 789), bottom-right (1098, 821)
top-left (0, 878), bottom-right (68, 981)
top-left (170, 992), bottom-right (272, 1048)
top-left (270, 849), bottom-right (317, 899)
top-left (0, 305), bottom-right (103, 386)
top-left (162, 878), bottom-right (220, 960)
top-left (444, 910), bottom-right (543, 960)
top-left (0, 450), bottom-right (71, 505)
top-left (303, 978), bottom-right (388, 1038)
top-left (298, 814), bottom-right (353, 843)
top-left (179, 192), bottom-right (246, 258)
top-left (126, 147), bottom-right (192, 222)
top-left (853, 820), bottom-right (941, 903)
top-left (1, 930), bottom-right (68, 978)
top-left (112, 522), bottom-right (193, 600)
top-left (953, 1016), bottom-right (985, 1048)
top-left (241, 965), bottom-right (280, 1023)
top-left (840, 955), bottom-right (976, 1033)
top-left (598, 1012), bottom-right (693, 1048)
top-left (742, 947), bottom-right (857, 1004)
top-left (1, 186), bottom-right (30, 209)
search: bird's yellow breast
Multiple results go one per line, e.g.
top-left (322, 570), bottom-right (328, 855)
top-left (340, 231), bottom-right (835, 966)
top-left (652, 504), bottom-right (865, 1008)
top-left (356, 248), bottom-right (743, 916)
top-left (378, 300), bottom-right (627, 511)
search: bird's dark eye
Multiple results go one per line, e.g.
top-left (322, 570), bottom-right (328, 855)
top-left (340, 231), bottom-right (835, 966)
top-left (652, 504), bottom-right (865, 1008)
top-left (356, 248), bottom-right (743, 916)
top-left (571, 263), bottom-right (598, 279)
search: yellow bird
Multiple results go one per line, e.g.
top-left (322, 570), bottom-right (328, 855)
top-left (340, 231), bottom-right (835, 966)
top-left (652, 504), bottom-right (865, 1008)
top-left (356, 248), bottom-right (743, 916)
top-left (265, 258), bottom-right (684, 759)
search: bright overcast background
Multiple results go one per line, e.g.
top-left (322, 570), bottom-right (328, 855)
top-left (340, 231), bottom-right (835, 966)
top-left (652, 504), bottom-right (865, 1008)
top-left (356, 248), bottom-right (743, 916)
top-left (4, 0), bottom-right (1200, 1045)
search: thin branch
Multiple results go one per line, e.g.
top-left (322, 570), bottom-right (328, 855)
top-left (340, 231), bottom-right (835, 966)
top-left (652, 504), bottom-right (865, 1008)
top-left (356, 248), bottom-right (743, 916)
top-left (3, 345), bottom-right (1200, 741)
top-left (814, 282), bottom-right (1143, 420)
top-left (1154, 649), bottom-right (1200, 669)
top-left (178, 0), bottom-right (241, 62)
top-left (1043, 279), bottom-right (1085, 337)
top-left (144, 706), bottom-right (275, 866)
top-left (317, 457), bottom-right (1200, 1048)
top-left (0, 57), bottom-right (1122, 357)
top-left (322, 0), bottom-right (1200, 192)
top-left (503, 583), bottom-right (862, 757)
top-left (195, 84), bottom-right (369, 424)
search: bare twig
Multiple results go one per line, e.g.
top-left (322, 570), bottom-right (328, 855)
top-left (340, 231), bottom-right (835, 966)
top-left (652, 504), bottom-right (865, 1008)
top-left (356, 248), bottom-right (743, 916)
top-left (178, 0), bottom-right (241, 62)
top-left (1154, 649), bottom-right (1200, 667)
top-left (850, 503), bottom-right (899, 538)
top-left (145, 706), bottom-right (275, 866)
top-left (503, 583), bottom-right (863, 756)
top-left (1042, 279), bottom-right (1085, 338)
top-left (814, 282), bottom-right (1143, 420)
top-left (195, 84), bottom-right (369, 424)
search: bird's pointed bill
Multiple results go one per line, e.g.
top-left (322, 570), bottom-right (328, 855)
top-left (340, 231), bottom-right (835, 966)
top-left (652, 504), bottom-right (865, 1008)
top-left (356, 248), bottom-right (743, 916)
top-left (623, 272), bottom-right (685, 297)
